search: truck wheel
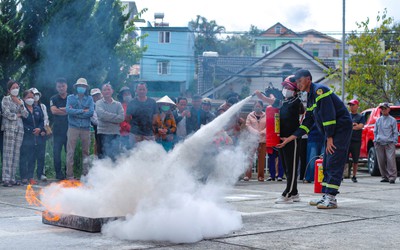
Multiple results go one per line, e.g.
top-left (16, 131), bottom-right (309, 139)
top-left (367, 147), bottom-right (381, 176)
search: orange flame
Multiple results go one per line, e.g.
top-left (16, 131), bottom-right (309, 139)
top-left (42, 211), bottom-right (61, 222)
top-left (25, 180), bottom-right (83, 221)
top-left (25, 184), bottom-right (42, 206)
top-left (58, 179), bottom-right (83, 188)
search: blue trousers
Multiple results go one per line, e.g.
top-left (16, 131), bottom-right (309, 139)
top-left (322, 124), bottom-right (352, 195)
top-left (267, 149), bottom-right (284, 179)
top-left (304, 141), bottom-right (325, 182)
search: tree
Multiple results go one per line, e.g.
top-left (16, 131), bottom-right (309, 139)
top-left (219, 35), bottom-right (254, 56)
top-left (19, 0), bottom-right (55, 89)
top-left (0, 0), bottom-right (24, 92)
top-left (219, 25), bottom-right (264, 56)
top-left (19, 0), bottom-right (145, 94)
top-left (113, 6), bottom-right (148, 89)
top-left (37, 0), bottom-right (98, 87)
top-left (381, 22), bottom-right (400, 52)
top-left (346, 9), bottom-right (400, 107)
top-left (189, 15), bottom-right (225, 56)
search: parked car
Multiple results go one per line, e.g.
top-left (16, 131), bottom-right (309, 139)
top-left (359, 105), bottom-right (400, 176)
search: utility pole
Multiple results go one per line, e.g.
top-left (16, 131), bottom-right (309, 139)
top-left (341, 0), bottom-right (346, 101)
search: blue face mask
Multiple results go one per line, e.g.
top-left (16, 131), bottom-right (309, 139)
top-left (77, 86), bottom-right (86, 94)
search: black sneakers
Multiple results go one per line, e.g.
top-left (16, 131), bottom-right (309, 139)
top-left (380, 178), bottom-right (389, 183)
top-left (351, 176), bottom-right (358, 183)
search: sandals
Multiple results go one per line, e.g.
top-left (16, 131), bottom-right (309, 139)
top-left (243, 176), bottom-right (250, 181)
top-left (258, 177), bottom-right (265, 182)
top-left (2, 180), bottom-right (23, 187)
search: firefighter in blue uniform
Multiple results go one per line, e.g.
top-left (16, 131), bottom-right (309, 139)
top-left (277, 69), bottom-right (352, 209)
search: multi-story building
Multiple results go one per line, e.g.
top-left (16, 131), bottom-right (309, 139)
top-left (298, 29), bottom-right (343, 68)
top-left (255, 23), bottom-right (343, 68)
top-left (254, 23), bottom-right (303, 57)
top-left (139, 15), bottom-right (195, 98)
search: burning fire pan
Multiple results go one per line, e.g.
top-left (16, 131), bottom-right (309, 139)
top-left (42, 211), bottom-right (124, 233)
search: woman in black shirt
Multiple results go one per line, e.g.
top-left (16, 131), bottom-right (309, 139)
top-left (256, 75), bottom-right (305, 203)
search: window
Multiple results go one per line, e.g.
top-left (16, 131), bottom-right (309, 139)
top-left (333, 49), bottom-right (340, 57)
top-left (261, 45), bottom-right (270, 54)
top-left (159, 31), bottom-right (170, 43)
top-left (275, 26), bottom-right (281, 34)
top-left (312, 49), bottom-right (319, 57)
top-left (158, 61), bottom-right (170, 75)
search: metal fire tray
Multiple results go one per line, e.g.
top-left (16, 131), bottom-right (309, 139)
top-left (42, 211), bottom-right (124, 233)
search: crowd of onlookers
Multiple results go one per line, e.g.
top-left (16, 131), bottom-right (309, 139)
top-left (1, 77), bottom-right (257, 186)
top-left (1, 75), bottom-right (381, 190)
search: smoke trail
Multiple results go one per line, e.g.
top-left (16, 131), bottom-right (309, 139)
top-left (40, 96), bottom-right (258, 243)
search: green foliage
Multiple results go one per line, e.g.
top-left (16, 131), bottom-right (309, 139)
top-left (0, 132), bottom-right (96, 180)
top-left (346, 9), bottom-right (400, 107)
top-left (219, 25), bottom-right (264, 56)
top-left (0, 0), bottom-right (145, 98)
top-left (189, 15), bottom-right (225, 56)
top-left (0, 0), bottom-right (24, 92)
top-left (114, 7), bottom-right (148, 89)
top-left (19, 0), bottom-right (55, 87)
top-left (219, 35), bottom-right (254, 56)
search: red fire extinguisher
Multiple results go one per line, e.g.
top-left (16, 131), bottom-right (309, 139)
top-left (314, 158), bottom-right (324, 193)
top-left (265, 105), bottom-right (280, 149)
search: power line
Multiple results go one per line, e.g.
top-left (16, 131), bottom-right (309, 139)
top-left (140, 29), bottom-right (400, 36)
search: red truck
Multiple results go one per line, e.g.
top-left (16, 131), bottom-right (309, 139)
top-left (359, 105), bottom-right (400, 176)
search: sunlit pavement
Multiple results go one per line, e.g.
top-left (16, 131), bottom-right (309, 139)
top-left (1, 171), bottom-right (400, 249)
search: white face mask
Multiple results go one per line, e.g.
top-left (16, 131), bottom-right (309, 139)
top-left (10, 88), bottom-right (19, 96)
top-left (25, 98), bottom-right (34, 106)
top-left (34, 95), bottom-right (40, 102)
top-left (300, 91), bottom-right (307, 102)
top-left (282, 88), bottom-right (295, 98)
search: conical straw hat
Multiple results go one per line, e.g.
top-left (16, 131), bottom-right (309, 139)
top-left (156, 95), bottom-right (176, 106)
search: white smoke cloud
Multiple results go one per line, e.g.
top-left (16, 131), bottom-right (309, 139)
top-left (40, 96), bottom-right (259, 243)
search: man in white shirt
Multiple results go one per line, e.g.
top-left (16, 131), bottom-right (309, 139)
top-left (173, 97), bottom-right (190, 142)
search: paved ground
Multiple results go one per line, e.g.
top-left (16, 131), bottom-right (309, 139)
top-left (1, 171), bottom-right (400, 250)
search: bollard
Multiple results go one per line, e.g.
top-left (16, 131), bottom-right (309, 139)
top-left (314, 158), bottom-right (324, 193)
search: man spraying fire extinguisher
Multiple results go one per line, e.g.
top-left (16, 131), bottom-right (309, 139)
top-left (255, 75), bottom-right (305, 204)
top-left (277, 69), bottom-right (352, 209)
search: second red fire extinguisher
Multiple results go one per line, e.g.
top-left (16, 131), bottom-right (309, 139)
top-left (314, 158), bottom-right (324, 193)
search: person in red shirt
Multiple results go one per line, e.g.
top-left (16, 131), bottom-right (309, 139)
top-left (118, 86), bottom-right (132, 150)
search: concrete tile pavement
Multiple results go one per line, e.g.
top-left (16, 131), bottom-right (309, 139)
top-left (1, 173), bottom-right (400, 250)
